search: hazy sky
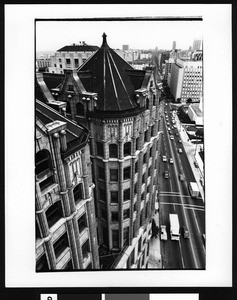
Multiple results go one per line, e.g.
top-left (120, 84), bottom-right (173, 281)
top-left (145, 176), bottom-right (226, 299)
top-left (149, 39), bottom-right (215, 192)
top-left (36, 19), bottom-right (203, 52)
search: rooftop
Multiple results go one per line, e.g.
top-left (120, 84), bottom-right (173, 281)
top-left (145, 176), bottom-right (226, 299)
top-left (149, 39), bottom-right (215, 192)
top-left (78, 33), bottom-right (146, 112)
top-left (57, 44), bottom-right (99, 52)
top-left (36, 100), bottom-right (89, 157)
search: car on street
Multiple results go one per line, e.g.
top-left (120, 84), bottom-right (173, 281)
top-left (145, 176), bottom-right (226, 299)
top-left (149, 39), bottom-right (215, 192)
top-left (166, 122), bottom-right (170, 125)
top-left (178, 148), bottom-right (182, 153)
top-left (162, 155), bottom-right (167, 162)
top-left (194, 161), bottom-right (199, 168)
top-left (164, 170), bottom-right (170, 179)
top-left (170, 135), bottom-right (174, 140)
top-left (173, 125), bottom-right (177, 128)
top-left (160, 225), bottom-right (168, 241)
top-left (167, 127), bottom-right (171, 131)
top-left (169, 158), bottom-right (173, 164)
top-left (202, 233), bottom-right (206, 245)
top-left (175, 133), bottom-right (179, 136)
top-left (179, 174), bottom-right (185, 181)
top-left (200, 178), bottom-right (204, 186)
top-left (178, 139), bottom-right (182, 143)
top-left (182, 226), bottom-right (190, 239)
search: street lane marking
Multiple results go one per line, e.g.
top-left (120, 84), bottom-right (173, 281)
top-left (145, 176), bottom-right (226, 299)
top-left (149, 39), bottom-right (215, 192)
top-left (160, 202), bottom-right (205, 211)
top-left (178, 240), bottom-right (185, 269)
top-left (192, 209), bottom-right (201, 234)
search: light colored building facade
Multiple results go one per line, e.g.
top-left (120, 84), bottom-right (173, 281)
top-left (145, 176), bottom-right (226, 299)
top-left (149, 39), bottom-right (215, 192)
top-left (35, 88), bottom-right (100, 270)
top-left (48, 43), bottom-right (99, 74)
top-left (170, 58), bottom-right (203, 103)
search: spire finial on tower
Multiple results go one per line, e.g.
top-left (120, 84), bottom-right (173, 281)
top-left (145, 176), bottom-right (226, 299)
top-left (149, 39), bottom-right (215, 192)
top-left (102, 32), bottom-right (108, 47)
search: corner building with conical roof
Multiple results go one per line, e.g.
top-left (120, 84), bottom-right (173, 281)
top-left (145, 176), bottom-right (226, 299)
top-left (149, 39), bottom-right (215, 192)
top-left (76, 33), bottom-right (161, 269)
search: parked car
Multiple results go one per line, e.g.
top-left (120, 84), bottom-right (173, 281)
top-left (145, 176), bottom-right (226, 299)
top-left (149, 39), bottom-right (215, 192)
top-left (160, 225), bottom-right (168, 241)
top-left (202, 233), bottom-right (206, 245)
top-left (182, 226), bottom-right (189, 239)
top-left (162, 155), bottom-right (167, 162)
top-left (200, 178), bottom-right (204, 186)
top-left (179, 174), bottom-right (185, 181)
top-left (164, 170), bottom-right (170, 179)
top-left (178, 148), bottom-right (182, 153)
top-left (194, 161), bottom-right (199, 168)
top-left (178, 139), bottom-right (182, 143)
top-left (175, 133), bottom-right (179, 136)
top-left (170, 135), bottom-right (174, 140)
top-left (169, 158), bottom-right (173, 164)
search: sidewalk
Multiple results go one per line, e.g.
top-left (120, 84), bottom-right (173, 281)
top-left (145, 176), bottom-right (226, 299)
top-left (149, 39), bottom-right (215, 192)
top-left (176, 115), bottom-right (205, 201)
top-left (148, 210), bottom-right (162, 269)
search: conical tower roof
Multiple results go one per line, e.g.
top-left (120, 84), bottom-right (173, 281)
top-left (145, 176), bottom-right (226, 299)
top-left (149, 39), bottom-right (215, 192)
top-left (78, 33), bottom-right (143, 112)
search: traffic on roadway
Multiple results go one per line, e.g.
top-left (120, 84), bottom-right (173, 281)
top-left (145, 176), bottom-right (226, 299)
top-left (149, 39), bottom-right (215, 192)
top-left (157, 99), bottom-right (205, 269)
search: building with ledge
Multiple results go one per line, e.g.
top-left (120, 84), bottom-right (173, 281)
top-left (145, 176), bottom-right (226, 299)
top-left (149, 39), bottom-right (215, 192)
top-left (48, 42), bottom-right (99, 74)
top-left (36, 33), bottom-right (162, 269)
top-left (35, 99), bottom-right (99, 271)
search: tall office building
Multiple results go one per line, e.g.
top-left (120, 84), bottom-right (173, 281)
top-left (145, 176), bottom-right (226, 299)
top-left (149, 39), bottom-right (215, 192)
top-left (193, 39), bottom-right (202, 51)
top-left (172, 41), bottom-right (176, 50)
top-left (169, 58), bottom-right (203, 103)
top-left (35, 33), bottom-right (162, 269)
top-left (122, 44), bottom-right (129, 51)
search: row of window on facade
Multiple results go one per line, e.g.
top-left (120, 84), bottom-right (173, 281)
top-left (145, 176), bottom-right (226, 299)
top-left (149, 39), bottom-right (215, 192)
top-left (96, 135), bottom-right (156, 159)
top-left (36, 231), bottom-right (91, 271)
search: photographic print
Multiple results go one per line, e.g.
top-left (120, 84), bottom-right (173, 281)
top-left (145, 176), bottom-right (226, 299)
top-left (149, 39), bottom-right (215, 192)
top-left (35, 17), bottom-right (205, 271)
top-left (5, 4), bottom-right (232, 287)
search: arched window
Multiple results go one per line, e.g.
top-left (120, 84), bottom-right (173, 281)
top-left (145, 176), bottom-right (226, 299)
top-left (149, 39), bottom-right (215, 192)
top-left (153, 94), bottom-right (156, 106)
top-left (124, 142), bottom-right (131, 156)
top-left (96, 142), bottom-right (104, 157)
top-left (35, 149), bottom-right (52, 175)
top-left (76, 102), bottom-right (84, 116)
top-left (109, 143), bottom-right (118, 158)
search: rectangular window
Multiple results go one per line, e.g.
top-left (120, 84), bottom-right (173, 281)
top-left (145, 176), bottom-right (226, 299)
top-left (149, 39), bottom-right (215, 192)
top-left (66, 58), bottom-right (71, 65)
top-left (123, 227), bottom-right (129, 245)
top-left (53, 232), bottom-right (69, 259)
top-left (111, 191), bottom-right (118, 203)
top-left (82, 239), bottom-right (90, 259)
top-left (78, 213), bottom-right (87, 233)
top-left (123, 166), bottom-right (131, 180)
top-left (135, 161), bottom-right (138, 173)
top-left (123, 188), bottom-right (130, 201)
top-left (39, 175), bottom-right (54, 192)
top-left (111, 212), bottom-right (118, 222)
top-left (36, 254), bottom-right (49, 272)
top-left (124, 142), bottom-right (131, 156)
top-left (60, 64), bottom-right (62, 68)
top-left (110, 169), bottom-right (118, 181)
top-left (68, 84), bottom-right (74, 91)
top-left (99, 188), bottom-right (106, 202)
top-left (134, 183), bottom-right (137, 195)
top-left (101, 208), bottom-right (107, 220)
top-left (123, 209), bottom-right (130, 220)
top-left (74, 58), bottom-right (79, 67)
top-left (112, 230), bottom-right (119, 248)
top-left (98, 167), bottom-right (105, 180)
top-left (73, 183), bottom-right (83, 203)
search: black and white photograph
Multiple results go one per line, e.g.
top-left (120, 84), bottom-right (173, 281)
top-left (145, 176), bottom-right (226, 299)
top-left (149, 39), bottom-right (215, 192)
top-left (35, 18), bottom-right (204, 271)
top-left (5, 4), bottom-right (232, 288)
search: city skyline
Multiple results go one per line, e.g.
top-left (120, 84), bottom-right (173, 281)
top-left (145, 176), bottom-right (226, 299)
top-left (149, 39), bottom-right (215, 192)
top-left (36, 20), bottom-right (203, 52)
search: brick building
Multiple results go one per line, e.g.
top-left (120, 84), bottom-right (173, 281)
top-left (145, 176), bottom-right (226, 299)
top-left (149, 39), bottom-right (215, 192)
top-left (36, 33), bottom-right (162, 269)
